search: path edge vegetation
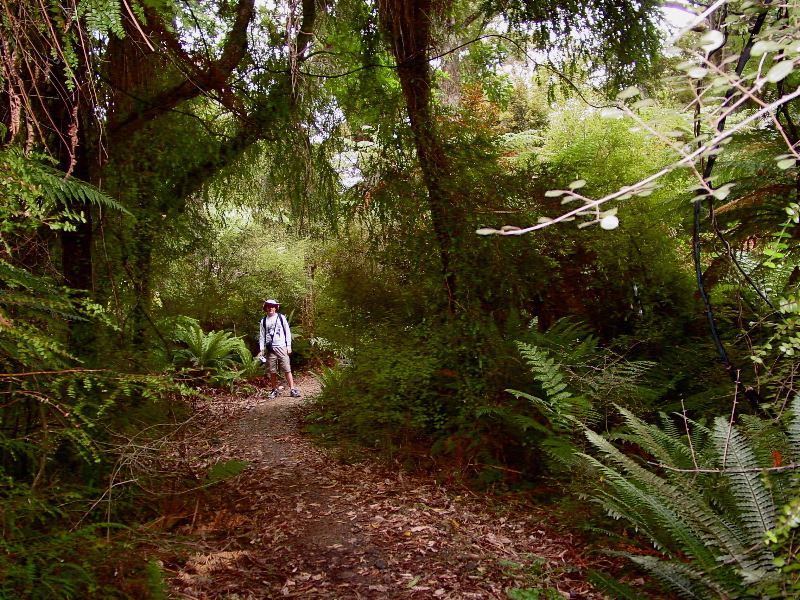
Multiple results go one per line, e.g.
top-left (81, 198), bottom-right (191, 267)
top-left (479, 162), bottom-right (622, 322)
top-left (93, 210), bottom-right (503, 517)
top-left (1, 0), bottom-right (800, 598)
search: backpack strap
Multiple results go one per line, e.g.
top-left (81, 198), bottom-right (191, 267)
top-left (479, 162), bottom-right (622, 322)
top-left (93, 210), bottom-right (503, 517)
top-left (280, 314), bottom-right (290, 345)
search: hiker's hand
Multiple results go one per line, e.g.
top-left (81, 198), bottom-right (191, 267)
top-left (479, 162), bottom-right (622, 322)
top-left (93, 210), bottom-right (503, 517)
top-left (287, 348), bottom-right (292, 354)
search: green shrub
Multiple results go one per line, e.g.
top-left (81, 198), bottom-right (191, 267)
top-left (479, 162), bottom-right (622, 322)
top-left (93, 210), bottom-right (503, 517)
top-left (305, 317), bottom-right (549, 480)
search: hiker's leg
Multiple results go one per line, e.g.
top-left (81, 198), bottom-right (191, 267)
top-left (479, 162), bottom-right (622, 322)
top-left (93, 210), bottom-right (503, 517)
top-left (274, 347), bottom-right (295, 391)
top-left (268, 353), bottom-right (279, 389)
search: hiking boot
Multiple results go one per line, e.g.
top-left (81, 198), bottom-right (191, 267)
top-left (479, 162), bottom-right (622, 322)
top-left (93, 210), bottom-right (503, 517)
top-left (290, 388), bottom-right (301, 398)
top-left (267, 389), bottom-right (278, 399)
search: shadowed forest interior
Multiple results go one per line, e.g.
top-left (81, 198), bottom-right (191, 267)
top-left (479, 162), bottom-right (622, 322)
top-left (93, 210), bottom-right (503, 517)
top-left (2, 0), bottom-right (800, 598)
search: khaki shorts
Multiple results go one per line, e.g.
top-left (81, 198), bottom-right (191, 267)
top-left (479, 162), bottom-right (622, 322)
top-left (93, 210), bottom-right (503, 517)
top-left (267, 346), bottom-right (292, 374)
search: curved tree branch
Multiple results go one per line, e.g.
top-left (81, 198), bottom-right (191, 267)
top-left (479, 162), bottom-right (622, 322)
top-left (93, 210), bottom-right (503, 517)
top-left (109, 0), bottom-right (255, 139)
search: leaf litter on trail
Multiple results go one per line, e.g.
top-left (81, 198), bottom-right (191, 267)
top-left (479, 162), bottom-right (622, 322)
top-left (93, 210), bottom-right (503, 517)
top-left (152, 374), bottom-right (649, 599)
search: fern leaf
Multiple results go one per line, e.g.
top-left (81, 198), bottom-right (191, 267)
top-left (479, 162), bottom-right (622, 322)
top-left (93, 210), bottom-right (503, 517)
top-left (787, 395), bottom-right (800, 455)
top-left (587, 569), bottom-right (649, 600)
top-left (581, 449), bottom-right (728, 576)
top-left (617, 406), bottom-right (699, 471)
top-left (582, 430), bottom-right (755, 573)
top-left (712, 417), bottom-right (777, 542)
top-left (629, 555), bottom-right (733, 599)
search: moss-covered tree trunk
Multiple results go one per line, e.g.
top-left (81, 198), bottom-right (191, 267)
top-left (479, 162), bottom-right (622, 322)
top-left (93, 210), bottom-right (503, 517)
top-left (378, 0), bottom-right (462, 313)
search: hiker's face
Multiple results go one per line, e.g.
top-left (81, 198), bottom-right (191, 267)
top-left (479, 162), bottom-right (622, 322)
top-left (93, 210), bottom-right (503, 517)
top-left (265, 305), bottom-right (278, 314)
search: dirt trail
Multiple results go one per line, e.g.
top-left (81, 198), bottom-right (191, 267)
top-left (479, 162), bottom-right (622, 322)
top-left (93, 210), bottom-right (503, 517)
top-left (163, 374), bottom-right (620, 600)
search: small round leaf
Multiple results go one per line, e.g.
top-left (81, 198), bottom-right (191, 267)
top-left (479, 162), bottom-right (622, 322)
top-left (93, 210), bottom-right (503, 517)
top-left (600, 107), bottom-right (625, 119)
top-left (767, 61), bottom-right (795, 83)
top-left (699, 30), bottom-right (725, 53)
top-left (600, 215), bottom-right (620, 230)
top-left (688, 67), bottom-right (709, 79)
top-left (616, 86), bottom-right (640, 100)
top-left (569, 179), bottom-right (587, 190)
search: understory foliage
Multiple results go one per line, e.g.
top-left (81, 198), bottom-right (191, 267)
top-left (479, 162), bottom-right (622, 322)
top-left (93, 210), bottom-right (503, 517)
top-left (583, 399), bottom-right (800, 599)
top-left (5, 0), bottom-right (800, 597)
top-left (500, 318), bottom-right (658, 469)
top-left (170, 317), bottom-right (263, 386)
top-left (0, 144), bottom-right (180, 598)
top-left (306, 0), bottom-right (800, 595)
top-left (308, 317), bottom-right (531, 476)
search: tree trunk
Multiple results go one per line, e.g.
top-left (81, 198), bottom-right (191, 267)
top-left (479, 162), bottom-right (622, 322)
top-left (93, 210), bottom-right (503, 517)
top-left (378, 0), bottom-right (461, 312)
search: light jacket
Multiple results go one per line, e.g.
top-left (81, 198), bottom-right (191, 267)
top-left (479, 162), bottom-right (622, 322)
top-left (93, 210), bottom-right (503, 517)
top-left (259, 313), bottom-right (292, 352)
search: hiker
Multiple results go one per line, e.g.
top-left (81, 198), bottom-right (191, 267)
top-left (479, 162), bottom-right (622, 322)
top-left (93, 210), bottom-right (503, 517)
top-left (257, 299), bottom-right (301, 399)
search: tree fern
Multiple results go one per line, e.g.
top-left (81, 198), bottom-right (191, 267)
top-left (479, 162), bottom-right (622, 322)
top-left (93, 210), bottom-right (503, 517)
top-left (0, 147), bottom-right (128, 226)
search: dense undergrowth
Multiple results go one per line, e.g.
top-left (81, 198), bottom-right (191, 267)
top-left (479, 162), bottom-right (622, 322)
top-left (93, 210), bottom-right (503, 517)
top-left (304, 312), bottom-right (800, 598)
top-left (0, 152), bottom-right (216, 599)
top-left (3, 0), bottom-right (800, 597)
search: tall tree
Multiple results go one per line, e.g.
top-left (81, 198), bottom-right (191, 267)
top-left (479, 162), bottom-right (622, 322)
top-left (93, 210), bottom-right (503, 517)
top-left (370, 0), bottom-right (663, 314)
top-left (0, 0), bottom-right (326, 358)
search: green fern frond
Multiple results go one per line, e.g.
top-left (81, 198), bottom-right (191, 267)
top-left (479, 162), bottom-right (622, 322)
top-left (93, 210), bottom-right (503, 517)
top-left (658, 412), bottom-right (687, 447)
top-left (561, 332), bottom-right (600, 363)
top-left (559, 394), bottom-right (600, 426)
top-left (581, 448), bottom-right (731, 575)
top-left (516, 342), bottom-right (566, 394)
top-left (587, 491), bottom-right (667, 548)
top-left (474, 404), bottom-right (547, 434)
top-left (786, 395), bottom-right (800, 455)
top-left (629, 554), bottom-right (733, 599)
top-left (610, 416), bottom-right (705, 471)
top-left (508, 413), bottom-right (547, 432)
top-left (231, 343), bottom-right (263, 380)
top-left (582, 402), bottom-right (800, 598)
top-left (511, 342), bottom-right (599, 427)
top-left (534, 316), bottom-right (596, 352)
top-left (2, 147), bottom-right (129, 216)
top-left (582, 430), bottom-right (757, 574)
top-left (738, 413), bottom-right (794, 483)
top-left (519, 318), bottom-right (656, 407)
top-left (37, 166), bottom-right (128, 214)
top-left (713, 418), bottom-right (777, 543)
top-left (173, 320), bottom-right (243, 371)
top-left (682, 417), bottom-right (718, 459)
top-left (540, 437), bottom-right (584, 467)
top-left (587, 569), bottom-right (649, 600)
top-left (474, 405), bottom-right (507, 419)
top-left (616, 406), bottom-right (698, 470)
top-left (77, 0), bottom-right (126, 39)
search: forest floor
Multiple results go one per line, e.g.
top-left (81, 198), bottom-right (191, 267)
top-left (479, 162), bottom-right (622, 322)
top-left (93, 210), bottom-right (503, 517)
top-left (153, 372), bottom-right (648, 600)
